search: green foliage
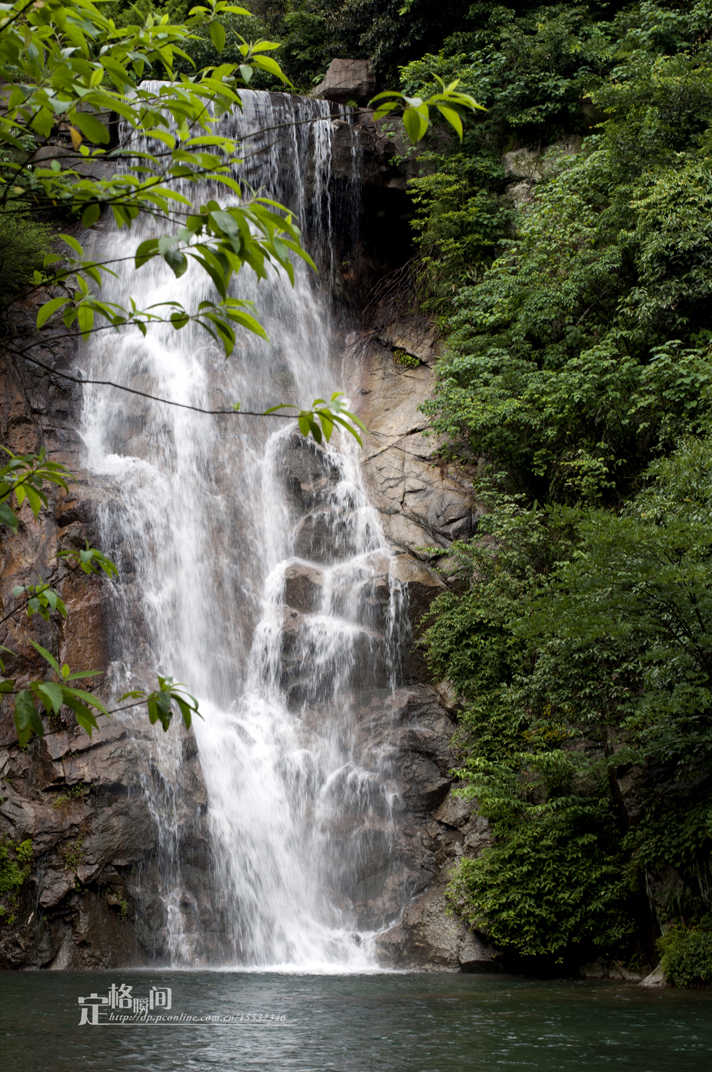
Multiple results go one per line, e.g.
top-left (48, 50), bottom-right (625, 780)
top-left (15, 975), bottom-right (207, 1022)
top-left (104, 885), bottom-right (129, 919)
top-left (408, 156), bottom-right (514, 296)
top-left (265, 391), bottom-right (367, 445)
top-left (0, 0), bottom-right (465, 436)
top-left (659, 921), bottom-right (712, 987)
top-left (121, 675), bottom-right (201, 731)
top-left (398, 3), bottom-right (616, 302)
top-left (0, 448), bottom-right (71, 533)
top-left (275, 9), bottom-right (329, 89)
top-left (392, 348), bottom-right (419, 368)
top-left (420, 3), bottom-right (712, 500)
top-left (425, 442), bottom-right (712, 967)
top-left (52, 782), bottom-right (92, 810)
top-left (0, 838), bottom-right (32, 924)
top-left (371, 80), bottom-right (485, 145)
top-left (451, 809), bottom-right (634, 959)
top-left (0, 0), bottom-right (307, 362)
top-left (61, 833), bottom-right (86, 872)
top-left (0, 212), bottom-right (52, 308)
top-left (273, 0), bottom-right (472, 88)
top-left (12, 581), bottom-right (67, 623)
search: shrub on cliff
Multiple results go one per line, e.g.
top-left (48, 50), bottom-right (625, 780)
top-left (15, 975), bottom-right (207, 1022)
top-left (659, 922), bottom-right (712, 988)
top-left (0, 213), bottom-right (52, 309)
top-left (0, 838), bottom-right (33, 926)
top-left (414, 3), bottom-right (712, 974)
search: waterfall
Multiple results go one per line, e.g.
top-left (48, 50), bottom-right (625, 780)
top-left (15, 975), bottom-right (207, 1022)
top-left (80, 90), bottom-right (407, 968)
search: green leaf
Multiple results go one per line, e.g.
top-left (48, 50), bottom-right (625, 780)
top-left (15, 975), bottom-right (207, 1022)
top-left (135, 238), bottom-right (159, 269)
top-left (164, 249), bottom-right (188, 278)
top-left (402, 105), bottom-right (429, 144)
top-left (59, 234), bottom-right (84, 257)
top-left (369, 91), bottom-right (402, 104)
top-left (372, 100), bottom-right (399, 120)
top-left (71, 110), bottom-right (110, 145)
top-left (209, 20), bottom-right (226, 52)
top-left (210, 209), bottom-right (240, 236)
top-left (229, 310), bottom-right (268, 341)
top-left (15, 690), bottom-right (44, 748)
top-left (62, 686), bottom-right (108, 717)
top-left (0, 501), bottom-right (19, 532)
top-left (37, 297), bottom-right (70, 329)
top-left (62, 695), bottom-right (99, 737)
top-left (251, 54), bottom-right (292, 85)
top-left (298, 414), bottom-right (311, 437)
top-left (28, 640), bottom-right (61, 677)
top-left (35, 681), bottom-right (64, 715)
top-left (81, 202), bottom-right (102, 228)
top-left (77, 303), bottom-right (95, 339)
top-left (147, 688), bottom-right (173, 731)
top-left (174, 695), bottom-right (192, 730)
top-left (24, 485), bottom-right (43, 517)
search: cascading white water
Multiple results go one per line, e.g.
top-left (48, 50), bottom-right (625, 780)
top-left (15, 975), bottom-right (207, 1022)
top-left (80, 90), bottom-right (407, 968)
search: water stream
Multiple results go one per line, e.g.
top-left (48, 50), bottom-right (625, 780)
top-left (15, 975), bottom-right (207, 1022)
top-left (80, 91), bottom-right (406, 968)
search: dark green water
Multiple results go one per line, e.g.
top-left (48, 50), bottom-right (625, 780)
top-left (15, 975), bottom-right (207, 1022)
top-left (1, 970), bottom-right (711, 1071)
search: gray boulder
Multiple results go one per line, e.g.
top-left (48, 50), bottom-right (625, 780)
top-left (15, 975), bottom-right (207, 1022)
top-left (311, 59), bottom-right (376, 107)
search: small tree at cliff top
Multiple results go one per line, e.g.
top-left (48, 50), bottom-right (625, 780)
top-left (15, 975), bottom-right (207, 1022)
top-left (0, 0), bottom-right (483, 745)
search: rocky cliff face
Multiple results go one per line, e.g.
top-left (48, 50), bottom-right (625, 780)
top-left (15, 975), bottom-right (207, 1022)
top-left (0, 113), bottom-right (493, 972)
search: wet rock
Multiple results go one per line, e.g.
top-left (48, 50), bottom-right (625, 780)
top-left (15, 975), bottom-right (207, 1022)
top-left (312, 59), bottom-right (376, 107)
top-left (462, 815), bottom-right (492, 856)
top-left (349, 111), bottom-right (417, 189)
top-left (458, 929), bottom-right (501, 973)
top-left (82, 796), bottom-right (156, 870)
top-left (379, 316), bottom-right (442, 368)
top-left (39, 868), bottom-right (76, 908)
top-left (292, 509), bottom-right (360, 565)
top-left (374, 875), bottom-right (499, 971)
top-left (0, 794), bottom-right (85, 856)
top-left (503, 138), bottom-right (582, 182)
top-left (351, 334), bottom-right (479, 556)
top-left (279, 605), bottom-right (392, 703)
top-left (326, 552), bottom-right (391, 633)
top-left (640, 963), bottom-right (668, 987)
top-left (64, 891), bottom-right (150, 969)
top-left (355, 686), bottom-right (457, 818)
top-left (26, 738), bottom-right (62, 792)
top-left (279, 435), bottom-right (341, 509)
top-left (503, 139), bottom-right (583, 210)
top-left (283, 563), bottom-right (325, 614)
top-left (390, 555), bottom-right (446, 631)
top-left (433, 788), bottom-right (474, 830)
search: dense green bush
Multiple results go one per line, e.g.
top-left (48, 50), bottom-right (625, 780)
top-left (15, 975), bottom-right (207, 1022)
top-left (405, 2), bottom-right (712, 978)
top-left (424, 436), bottom-right (712, 966)
top-left (0, 213), bottom-right (52, 309)
top-left (0, 839), bottom-right (32, 925)
top-left (451, 810), bottom-right (634, 960)
top-left (277, 10), bottom-right (329, 87)
top-left (105, 0), bottom-right (279, 84)
top-left (659, 922), bottom-right (712, 987)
